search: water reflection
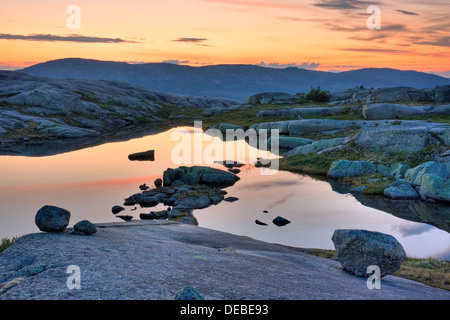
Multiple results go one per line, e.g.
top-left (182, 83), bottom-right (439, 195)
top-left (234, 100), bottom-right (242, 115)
top-left (0, 126), bottom-right (448, 259)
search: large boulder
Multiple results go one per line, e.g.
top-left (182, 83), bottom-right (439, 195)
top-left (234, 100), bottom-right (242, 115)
top-left (353, 126), bottom-right (431, 153)
top-left (284, 137), bottom-right (347, 156)
top-left (267, 136), bottom-right (313, 150)
top-left (332, 229), bottom-right (406, 277)
top-left (174, 196), bottom-right (212, 210)
top-left (405, 161), bottom-right (450, 187)
top-left (419, 174), bottom-right (450, 203)
top-left (327, 160), bottom-right (377, 179)
top-left (163, 166), bottom-right (240, 188)
top-left (383, 180), bottom-right (420, 200)
top-left (35, 205), bottom-right (71, 232)
top-left (362, 103), bottom-right (425, 120)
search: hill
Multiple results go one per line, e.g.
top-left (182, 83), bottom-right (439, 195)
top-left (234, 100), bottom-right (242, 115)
top-left (22, 58), bottom-right (450, 102)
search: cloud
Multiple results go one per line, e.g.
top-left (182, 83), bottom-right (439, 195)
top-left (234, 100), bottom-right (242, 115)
top-left (397, 9), bottom-right (418, 16)
top-left (172, 38), bottom-right (208, 43)
top-left (0, 33), bottom-right (135, 43)
top-left (313, 0), bottom-right (377, 10)
top-left (391, 223), bottom-right (433, 237)
top-left (201, 0), bottom-right (305, 10)
top-left (243, 179), bottom-right (300, 191)
top-left (416, 36), bottom-right (450, 47)
top-left (258, 61), bottom-right (320, 69)
top-left (341, 48), bottom-right (409, 53)
top-left (162, 59), bottom-right (190, 65)
top-left (267, 192), bottom-right (297, 209)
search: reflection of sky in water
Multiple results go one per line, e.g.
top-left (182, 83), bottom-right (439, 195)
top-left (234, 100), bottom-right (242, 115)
top-left (0, 127), bottom-right (449, 260)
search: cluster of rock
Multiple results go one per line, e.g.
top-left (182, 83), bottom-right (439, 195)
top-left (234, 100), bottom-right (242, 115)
top-left (327, 160), bottom-right (450, 204)
top-left (245, 85), bottom-right (450, 106)
top-left (35, 205), bottom-right (96, 235)
top-left (114, 166), bottom-right (241, 224)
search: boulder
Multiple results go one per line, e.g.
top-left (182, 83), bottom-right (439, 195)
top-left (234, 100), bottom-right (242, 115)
top-left (255, 220), bottom-right (268, 226)
top-left (112, 205), bottom-right (125, 215)
top-left (267, 136), bottom-right (313, 150)
top-left (383, 180), bottom-right (420, 200)
top-left (175, 286), bottom-right (204, 300)
top-left (73, 220), bottom-right (97, 235)
top-left (284, 137), bottom-right (347, 156)
top-left (332, 229), bottom-right (406, 277)
top-left (390, 163), bottom-right (411, 178)
top-left (419, 174), bottom-right (450, 203)
top-left (328, 160), bottom-right (377, 179)
top-left (35, 205), bottom-right (71, 233)
top-left (154, 178), bottom-right (163, 188)
top-left (362, 103), bottom-right (425, 120)
top-left (217, 123), bottom-right (245, 134)
top-left (224, 197), bottom-right (239, 203)
top-left (174, 196), bottom-right (212, 210)
top-left (405, 161), bottom-right (450, 187)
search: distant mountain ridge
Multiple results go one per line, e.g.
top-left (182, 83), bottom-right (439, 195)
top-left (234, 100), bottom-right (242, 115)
top-left (21, 58), bottom-right (450, 102)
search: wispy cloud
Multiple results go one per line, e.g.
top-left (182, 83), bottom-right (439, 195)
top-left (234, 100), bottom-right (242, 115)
top-left (0, 33), bottom-right (136, 43)
top-left (201, 0), bottom-right (305, 10)
top-left (258, 61), bottom-right (320, 69)
top-left (397, 9), bottom-right (418, 16)
top-left (313, 0), bottom-right (377, 10)
top-left (341, 48), bottom-right (409, 53)
top-left (391, 223), bottom-right (433, 237)
top-left (172, 38), bottom-right (208, 43)
top-left (416, 36), bottom-right (450, 47)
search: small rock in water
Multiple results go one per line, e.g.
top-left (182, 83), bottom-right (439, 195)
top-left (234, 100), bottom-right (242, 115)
top-left (175, 286), bottom-right (204, 300)
top-left (130, 207), bottom-right (137, 211)
top-left (112, 205), bottom-right (125, 215)
top-left (255, 220), bottom-right (268, 226)
top-left (263, 210), bottom-right (269, 213)
top-left (73, 220), bottom-right (97, 235)
top-left (117, 215), bottom-right (133, 222)
top-left (154, 178), bottom-right (163, 188)
top-left (272, 216), bottom-right (291, 227)
top-left (228, 168), bottom-right (241, 174)
top-left (128, 150), bottom-right (155, 161)
top-left (224, 197), bottom-right (239, 203)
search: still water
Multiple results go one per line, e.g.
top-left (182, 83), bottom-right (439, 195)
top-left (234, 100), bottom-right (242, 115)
top-left (0, 127), bottom-right (449, 259)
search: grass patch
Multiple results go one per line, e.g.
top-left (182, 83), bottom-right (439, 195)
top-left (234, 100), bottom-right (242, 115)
top-left (291, 247), bottom-right (449, 291)
top-left (0, 236), bottom-right (18, 254)
top-left (403, 114), bottom-right (450, 124)
top-left (279, 147), bottom-right (362, 176)
top-left (342, 173), bottom-right (393, 195)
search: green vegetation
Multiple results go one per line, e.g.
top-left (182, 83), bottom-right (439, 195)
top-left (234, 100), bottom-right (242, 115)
top-left (291, 247), bottom-right (449, 291)
top-left (0, 236), bottom-right (18, 254)
top-left (306, 86), bottom-right (330, 103)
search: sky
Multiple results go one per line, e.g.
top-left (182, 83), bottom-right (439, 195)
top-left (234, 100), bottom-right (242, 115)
top-left (0, 0), bottom-right (449, 76)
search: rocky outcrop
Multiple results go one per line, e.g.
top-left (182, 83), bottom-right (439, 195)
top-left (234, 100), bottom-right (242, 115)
top-left (35, 205), bottom-right (71, 233)
top-left (332, 229), bottom-right (406, 277)
top-left (383, 180), bottom-right (420, 200)
top-left (419, 174), bottom-right (450, 203)
top-left (362, 103), bottom-right (450, 120)
top-left (163, 166), bottom-right (240, 188)
top-left (268, 136), bottom-right (313, 150)
top-left (245, 92), bottom-right (302, 105)
top-left (285, 137), bottom-right (349, 156)
top-left (327, 160), bottom-right (377, 179)
top-left (0, 71), bottom-right (238, 144)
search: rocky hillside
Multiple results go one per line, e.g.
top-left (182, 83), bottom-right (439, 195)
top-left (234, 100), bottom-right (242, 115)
top-left (0, 71), bottom-right (238, 155)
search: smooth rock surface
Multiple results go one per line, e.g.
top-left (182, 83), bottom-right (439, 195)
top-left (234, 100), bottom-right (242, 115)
top-left (35, 206), bottom-right (71, 233)
top-left (1, 221), bottom-right (448, 300)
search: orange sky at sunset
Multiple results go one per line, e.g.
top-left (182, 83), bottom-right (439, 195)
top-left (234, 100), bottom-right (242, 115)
top-left (0, 0), bottom-right (449, 76)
